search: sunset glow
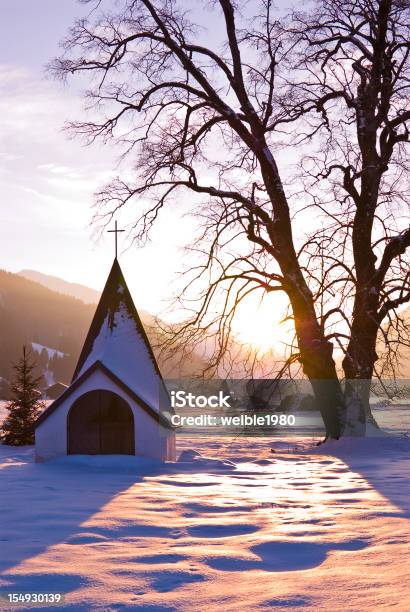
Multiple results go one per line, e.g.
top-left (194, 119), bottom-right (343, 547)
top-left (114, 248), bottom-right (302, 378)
top-left (233, 293), bottom-right (294, 354)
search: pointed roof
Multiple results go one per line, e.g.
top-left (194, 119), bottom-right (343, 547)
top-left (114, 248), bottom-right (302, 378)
top-left (71, 258), bottom-right (166, 414)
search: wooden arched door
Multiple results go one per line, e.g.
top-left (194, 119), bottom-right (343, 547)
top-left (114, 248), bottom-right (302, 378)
top-left (68, 390), bottom-right (135, 455)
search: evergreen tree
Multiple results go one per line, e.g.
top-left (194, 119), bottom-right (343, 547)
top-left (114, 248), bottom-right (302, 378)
top-left (1, 346), bottom-right (44, 445)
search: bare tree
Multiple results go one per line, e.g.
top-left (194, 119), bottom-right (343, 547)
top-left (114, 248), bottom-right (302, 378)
top-left (52, 0), bottom-right (410, 439)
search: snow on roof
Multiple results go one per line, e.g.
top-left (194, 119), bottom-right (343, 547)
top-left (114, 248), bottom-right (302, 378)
top-left (72, 258), bottom-right (166, 414)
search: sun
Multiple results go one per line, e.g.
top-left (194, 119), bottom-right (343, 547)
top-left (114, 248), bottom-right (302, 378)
top-left (232, 293), bottom-right (293, 354)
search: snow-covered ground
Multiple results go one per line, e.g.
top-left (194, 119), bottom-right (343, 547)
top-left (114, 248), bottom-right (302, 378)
top-left (0, 402), bottom-right (7, 424)
top-left (0, 434), bottom-right (409, 611)
top-left (30, 343), bottom-right (67, 387)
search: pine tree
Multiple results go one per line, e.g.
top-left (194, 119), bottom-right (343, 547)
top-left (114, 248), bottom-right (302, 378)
top-left (1, 346), bottom-right (44, 445)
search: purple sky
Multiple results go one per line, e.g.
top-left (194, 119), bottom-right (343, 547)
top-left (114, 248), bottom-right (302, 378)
top-left (1, 1), bottom-right (84, 68)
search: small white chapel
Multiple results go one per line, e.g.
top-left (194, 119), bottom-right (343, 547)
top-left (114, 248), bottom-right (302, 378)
top-left (35, 257), bottom-right (176, 462)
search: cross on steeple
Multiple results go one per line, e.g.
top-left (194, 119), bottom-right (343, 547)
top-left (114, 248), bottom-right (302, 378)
top-left (108, 220), bottom-right (125, 260)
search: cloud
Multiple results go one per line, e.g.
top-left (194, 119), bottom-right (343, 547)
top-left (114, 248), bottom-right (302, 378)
top-left (0, 63), bottom-right (189, 315)
top-left (0, 64), bottom-right (30, 84)
top-left (0, 65), bottom-right (115, 218)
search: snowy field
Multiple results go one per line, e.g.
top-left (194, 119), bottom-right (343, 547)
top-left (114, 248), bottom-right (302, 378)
top-left (0, 432), bottom-right (409, 611)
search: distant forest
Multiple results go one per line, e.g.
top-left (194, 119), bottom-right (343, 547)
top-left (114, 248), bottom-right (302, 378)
top-left (0, 270), bottom-right (95, 393)
top-left (0, 269), bottom-right (207, 398)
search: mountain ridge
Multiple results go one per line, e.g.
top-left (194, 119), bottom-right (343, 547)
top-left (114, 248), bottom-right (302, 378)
top-left (18, 269), bottom-right (100, 304)
top-left (0, 269), bottom-right (206, 397)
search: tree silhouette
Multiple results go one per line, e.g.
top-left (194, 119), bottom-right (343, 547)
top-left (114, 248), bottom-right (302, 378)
top-left (52, 0), bottom-right (410, 438)
top-left (1, 347), bottom-right (44, 445)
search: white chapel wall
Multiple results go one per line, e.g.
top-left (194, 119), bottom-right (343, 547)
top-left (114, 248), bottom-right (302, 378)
top-left (35, 368), bottom-right (175, 462)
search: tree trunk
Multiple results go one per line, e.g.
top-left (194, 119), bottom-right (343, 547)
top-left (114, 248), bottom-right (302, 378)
top-left (342, 311), bottom-right (381, 435)
top-left (289, 291), bottom-right (345, 439)
top-left (343, 378), bottom-right (379, 436)
top-left (256, 147), bottom-right (346, 439)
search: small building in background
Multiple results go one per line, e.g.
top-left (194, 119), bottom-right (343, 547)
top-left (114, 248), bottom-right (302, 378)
top-left (44, 382), bottom-right (68, 401)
